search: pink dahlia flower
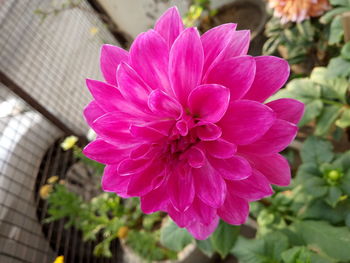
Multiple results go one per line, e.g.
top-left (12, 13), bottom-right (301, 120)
top-left (83, 7), bottom-right (304, 240)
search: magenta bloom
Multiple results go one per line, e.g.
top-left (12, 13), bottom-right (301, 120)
top-left (83, 7), bottom-right (304, 239)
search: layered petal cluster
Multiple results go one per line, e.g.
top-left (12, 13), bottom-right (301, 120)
top-left (268, 0), bottom-right (330, 23)
top-left (83, 7), bottom-right (304, 239)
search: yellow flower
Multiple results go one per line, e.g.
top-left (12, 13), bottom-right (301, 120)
top-left (59, 179), bottom-right (66, 185)
top-left (117, 226), bottom-right (129, 239)
top-left (53, 255), bottom-right (64, 263)
top-left (183, 5), bottom-right (203, 27)
top-left (47, 176), bottom-right (59, 184)
top-left (89, 26), bottom-right (99, 36)
top-left (281, 190), bottom-right (293, 197)
top-left (60, 136), bottom-right (78, 151)
top-left (268, 0), bottom-right (330, 23)
top-left (39, 184), bottom-right (53, 199)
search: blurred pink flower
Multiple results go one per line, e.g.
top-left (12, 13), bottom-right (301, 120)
top-left (268, 0), bottom-right (330, 23)
top-left (83, 7), bottom-right (304, 240)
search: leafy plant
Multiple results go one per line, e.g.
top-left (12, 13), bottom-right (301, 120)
top-left (292, 137), bottom-right (350, 222)
top-left (160, 219), bottom-right (240, 259)
top-left (327, 42), bottom-right (350, 79)
top-left (233, 220), bottom-right (350, 263)
top-left (45, 184), bottom-right (175, 260)
top-left (320, 0), bottom-right (350, 45)
top-left (263, 16), bottom-right (335, 75)
top-left (229, 135), bottom-right (350, 263)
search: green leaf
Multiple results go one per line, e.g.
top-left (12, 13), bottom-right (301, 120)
top-left (320, 7), bottom-right (350, 24)
top-left (295, 220), bottom-right (350, 261)
top-left (274, 78), bottom-right (323, 126)
top-left (160, 218), bottom-right (193, 252)
top-left (345, 213), bottom-right (350, 227)
top-left (264, 232), bottom-right (290, 261)
top-left (327, 57), bottom-right (350, 78)
top-left (310, 67), bottom-right (328, 85)
top-left (297, 20), bottom-right (314, 41)
top-left (330, 0), bottom-right (350, 6)
top-left (325, 186), bottom-right (342, 207)
top-left (301, 100), bottom-right (324, 127)
top-left (286, 79), bottom-right (321, 101)
top-left (341, 169), bottom-right (350, 195)
top-left (282, 246), bottom-right (312, 263)
top-left (196, 239), bottom-right (214, 257)
top-left (262, 36), bottom-right (281, 55)
top-left (315, 105), bottom-right (343, 136)
top-left (232, 232), bottom-right (289, 263)
top-left (341, 42), bottom-right (350, 59)
top-left (297, 163), bottom-right (322, 178)
top-left (310, 67), bottom-right (348, 103)
top-left (329, 16), bottom-right (344, 45)
top-left (304, 177), bottom-right (328, 198)
top-left (334, 150), bottom-right (350, 170)
top-left (232, 237), bottom-right (267, 263)
top-left (298, 199), bottom-right (349, 224)
top-left (300, 136), bottom-right (334, 164)
top-left (336, 108), bottom-right (350, 128)
top-left (210, 220), bottom-right (240, 259)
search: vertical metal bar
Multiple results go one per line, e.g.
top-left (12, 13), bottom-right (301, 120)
top-left (54, 149), bottom-right (71, 253)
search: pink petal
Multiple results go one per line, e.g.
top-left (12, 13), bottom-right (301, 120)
top-left (168, 205), bottom-right (195, 228)
top-left (130, 30), bottom-right (171, 93)
top-left (188, 197), bottom-right (217, 225)
top-left (244, 153), bottom-right (291, 186)
top-left (227, 169), bottom-right (273, 201)
top-left (85, 82), bottom-right (149, 120)
top-left (117, 158), bottom-right (150, 176)
top-left (186, 216), bottom-right (219, 240)
top-left (243, 56), bottom-right (290, 102)
top-left (168, 165), bottom-right (195, 212)
top-left (130, 124), bottom-right (167, 142)
top-left (196, 123), bottom-right (222, 141)
top-left (238, 119), bottom-right (297, 155)
top-left (83, 139), bottom-right (127, 164)
top-left (192, 162), bottom-right (226, 208)
top-left (188, 84), bottom-right (230, 123)
top-left (91, 112), bottom-right (137, 148)
top-left (201, 23), bottom-right (237, 76)
top-left (219, 100), bottom-right (276, 145)
top-left (154, 6), bottom-right (184, 48)
top-left (102, 165), bottom-right (130, 197)
top-left (117, 62), bottom-right (152, 112)
top-left (176, 120), bottom-right (189, 136)
top-left (83, 100), bottom-right (105, 127)
top-left (127, 162), bottom-right (165, 196)
top-left (203, 139), bottom-right (237, 159)
top-left (204, 56), bottom-right (256, 100)
top-left (100, 44), bottom-right (129, 86)
top-left (218, 193), bottom-right (249, 225)
top-left (266, 98), bottom-right (305, 124)
top-left (141, 182), bottom-right (170, 213)
top-left (186, 146), bottom-right (205, 168)
top-left (169, 28), bottom-right (204, 105)
top-left (213, 30), bottom-right (250, 64)
top-left (130, 144), bottom-right (152, 159)
top-left (148, 89), bottom-right (183, 119)
top-left (86, 79), bottom-right (124, 112)
top-left (209, 155), bottom-right (252, 181)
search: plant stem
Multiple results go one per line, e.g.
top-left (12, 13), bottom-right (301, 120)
top-left (320, 98), bottom-right (349, 108)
